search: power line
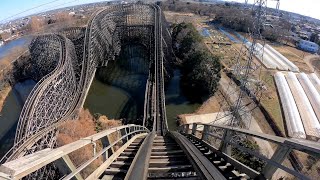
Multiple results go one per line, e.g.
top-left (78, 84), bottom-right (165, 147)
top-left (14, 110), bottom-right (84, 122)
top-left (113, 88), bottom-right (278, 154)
top-left (31, 0), bottom-right (80, 16)
top-left (0, 0), bottom-right (62, 23)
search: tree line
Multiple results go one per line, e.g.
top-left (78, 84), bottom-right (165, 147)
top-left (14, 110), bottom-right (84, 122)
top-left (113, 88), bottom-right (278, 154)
top-left (158, 0), bottom-right (291, 42)
top-left (172, 22), bottom-right (221, 102)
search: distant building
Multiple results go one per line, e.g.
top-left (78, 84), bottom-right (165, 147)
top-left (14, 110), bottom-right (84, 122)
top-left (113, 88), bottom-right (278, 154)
top-left (298, 40), bottom-right (319, 53)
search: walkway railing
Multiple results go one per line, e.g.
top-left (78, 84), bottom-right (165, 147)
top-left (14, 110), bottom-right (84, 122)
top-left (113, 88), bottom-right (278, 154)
top-left (0, 125), bottom-right (149, 180)
top-left (178, 123), bottom-right (320, 179)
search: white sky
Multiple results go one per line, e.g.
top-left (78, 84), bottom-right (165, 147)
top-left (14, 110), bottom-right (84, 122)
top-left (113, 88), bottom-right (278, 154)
top-left (224, 0), bottom-right (320, 20)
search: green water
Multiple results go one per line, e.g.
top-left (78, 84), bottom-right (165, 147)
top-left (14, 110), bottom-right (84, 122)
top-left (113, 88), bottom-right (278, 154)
top-left (84, 45), bottom-right (200, 130)
top-left (84, 45), bottom-right (148, 123)
top-left (85, 68), bottom-right (200, 130)
top-left (84, 78), bottom-right (132, 119)
top-left (165, 70), bottom-right (201, 130)
top-left (0, 79), bottom-right (36, 157)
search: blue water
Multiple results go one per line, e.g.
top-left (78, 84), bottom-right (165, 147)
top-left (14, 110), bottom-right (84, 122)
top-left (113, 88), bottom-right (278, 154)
top-left (234, 32), bottom-right (249, 43)
top-left (0, 36), bottom-right (32, 59)
top-left (218, 27), bottom-right (240, 43)
top-left (200, 28), bottom-right (211, 37)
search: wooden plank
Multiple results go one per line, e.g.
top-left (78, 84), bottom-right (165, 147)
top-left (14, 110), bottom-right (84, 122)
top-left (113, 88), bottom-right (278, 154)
top-left (171, 132), bottom-right (226, 180)
top-left (125, 132), bottom-right (155, 180)
top-left (187, 134), bottom-right (260, 178)
top-left (86, 133), bottom-right (147, 180)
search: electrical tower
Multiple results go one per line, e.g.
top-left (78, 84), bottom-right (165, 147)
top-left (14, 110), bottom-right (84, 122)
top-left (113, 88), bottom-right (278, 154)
top-left (214, 0), bottom-right (269, 129)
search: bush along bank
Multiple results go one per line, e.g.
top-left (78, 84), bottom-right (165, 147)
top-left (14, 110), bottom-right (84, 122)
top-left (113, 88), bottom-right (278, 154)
top-left (172, 22), bottom-right (221, 102)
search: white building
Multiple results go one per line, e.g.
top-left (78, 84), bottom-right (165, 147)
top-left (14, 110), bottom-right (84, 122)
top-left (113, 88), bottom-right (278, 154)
top-left (298, 40), bottom-right (319, 53)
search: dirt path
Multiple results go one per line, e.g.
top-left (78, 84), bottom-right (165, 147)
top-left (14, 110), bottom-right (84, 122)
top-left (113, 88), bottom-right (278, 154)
top-left (304, 54), bottom-right (320, 74)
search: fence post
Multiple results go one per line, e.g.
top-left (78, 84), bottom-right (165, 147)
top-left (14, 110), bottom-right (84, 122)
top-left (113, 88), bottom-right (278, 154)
top-left (183, 124), bottom-right (188, 134)
top-left (201, 125), bottom-right (209, 142)
top-left (219, 129), bottom-right (232, 155)
top-left (262, 145), bottom-right (291, 179)
top-left (120, 127), bottom-right (128, 144)
top-left (192, 123), bottom-right (197, 135)
top-left (101, 134), bottom-right (114, 161)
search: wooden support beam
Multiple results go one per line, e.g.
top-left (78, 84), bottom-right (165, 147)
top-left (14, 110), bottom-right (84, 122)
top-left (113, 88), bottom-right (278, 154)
top-left (61, 155), bottom-right (84, 180)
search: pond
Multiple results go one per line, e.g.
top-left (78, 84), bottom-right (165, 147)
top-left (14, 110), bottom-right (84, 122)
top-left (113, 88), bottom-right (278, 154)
top-left (165, 70), bottom-right (200, 130)
top-left (0, 79), bottom-right (36, 157)
top-left (0, 36), bottom-right (32, 60)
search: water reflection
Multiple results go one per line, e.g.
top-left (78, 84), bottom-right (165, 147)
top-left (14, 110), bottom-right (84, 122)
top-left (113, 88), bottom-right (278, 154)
top-left (0, 79), bottom-right (36, 157)
top-left (165, 70), bottom-right (200, 130)
top-left (84, 44), bottom-right (149, 124)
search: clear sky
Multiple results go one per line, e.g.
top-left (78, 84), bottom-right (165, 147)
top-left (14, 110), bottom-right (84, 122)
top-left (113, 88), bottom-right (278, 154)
top-left (0, 0), bottom-right (111, 23)
top-left (224, 0), bottom-right (320, 20)
top-left (0, 0), bottom-right (319, 23)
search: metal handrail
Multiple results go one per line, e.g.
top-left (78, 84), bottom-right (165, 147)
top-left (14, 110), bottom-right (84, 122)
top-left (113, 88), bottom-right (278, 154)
top-left (178, 123), bottom-right (320, 179)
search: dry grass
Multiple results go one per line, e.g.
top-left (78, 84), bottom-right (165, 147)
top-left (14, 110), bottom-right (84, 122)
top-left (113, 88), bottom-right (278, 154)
top-left (164, 11), bottom-right (208, 24)
top-left (57, 109), bottom-right (122, 177)
top-left (259, 70), bottom-right (284, 132)
top-left (196, 88), bottom-right (225, 114)
top-left (57, 109), bottom-right (102, 177)
top-left (310, 57), bottom-right (320, 73)
top-left (272, 45), bottom-right (312, 73)
top-left (97, 115), bottom-right (122, 130)
top-left (0, 85), bottom-right (12, 111)
top-left (303, 157), bottom-right (320, 179)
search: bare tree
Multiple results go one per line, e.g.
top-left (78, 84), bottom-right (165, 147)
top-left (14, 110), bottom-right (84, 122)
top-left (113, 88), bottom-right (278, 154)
top-left (30, 16), bottom-right (44, 32)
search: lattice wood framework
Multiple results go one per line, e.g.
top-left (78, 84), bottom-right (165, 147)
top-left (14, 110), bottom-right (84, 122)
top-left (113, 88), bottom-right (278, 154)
top-left (2, 3), bottom-right (171, 165)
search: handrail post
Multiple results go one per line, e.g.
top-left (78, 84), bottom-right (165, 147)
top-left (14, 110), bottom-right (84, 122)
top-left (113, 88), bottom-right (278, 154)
top-left (219, 129), bottom-right (232, 155)
top-left (201, 125), bottom-right (209, 142)
top-left (191, 123), bottom-right (197, 135)
top-left (181, 124), bottom-right (188, 134)
top-left (120, 127), bottom-right (128, 144)
top-left (262, 145), bottom-right (291, 179)
top-left (128, 127), bottom-right (131, 140)
top-left (101, 134), bottom-right (114, 161)
top-left (91, 141), bottom-right (97, 156)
